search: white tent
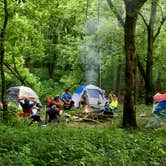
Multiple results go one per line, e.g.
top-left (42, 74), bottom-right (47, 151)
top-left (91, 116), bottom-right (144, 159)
top-left (7, 86), bottom-right (41, 105)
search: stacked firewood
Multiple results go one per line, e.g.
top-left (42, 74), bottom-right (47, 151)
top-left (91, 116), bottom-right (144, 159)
top-left (73, 112), bottom-right (113, 123)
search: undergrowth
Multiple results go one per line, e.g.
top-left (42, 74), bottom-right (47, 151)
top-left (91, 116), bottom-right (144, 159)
top-left (0, 104), bottom-right (165, 166)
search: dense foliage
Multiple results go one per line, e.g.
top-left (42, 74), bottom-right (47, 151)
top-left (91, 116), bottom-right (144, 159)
top-left (0, 0), bottom-right (165, 102)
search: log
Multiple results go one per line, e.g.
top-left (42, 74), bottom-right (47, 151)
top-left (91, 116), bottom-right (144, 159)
top-left (82, 118), bottom-right (99, 123)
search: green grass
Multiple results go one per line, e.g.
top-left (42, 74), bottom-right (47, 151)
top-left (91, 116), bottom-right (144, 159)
top-left (0, 104), bottom-right (166, 166)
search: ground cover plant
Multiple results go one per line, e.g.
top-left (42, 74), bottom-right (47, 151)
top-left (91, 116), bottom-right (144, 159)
top-left (0, 104), bottom-right (166, 166)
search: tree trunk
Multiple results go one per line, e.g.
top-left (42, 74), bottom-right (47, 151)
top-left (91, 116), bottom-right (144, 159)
top-left (123, 14), bottom-right (137, 128)
top-left (107, 0), bottom-right (163, 105)
top-left (137, 70), bottom-right (145, 103)
top-left (122, 0), bottom-right (147, 128)
top-left (0, 0), bottom-right (8, 118)
top-left (113, 56), bottom-right (121, 96)
top-left (138, 0), bottom-right (158, 104)
top-left (48, 63), bottom-right (54, 78)
top-left (144, 0), bottom-right (157, 104)
top-left (155, 70), bottom-right (161, 92)
top-left (145, 27), bottom-right (154, 104)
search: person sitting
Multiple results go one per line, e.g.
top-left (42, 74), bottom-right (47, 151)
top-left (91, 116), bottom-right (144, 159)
top-left (78, 90), bottom-right (90, 110)
top-left (53, 95), bottom-right (64, 114)
top-left (29, 103), bottom-right (42, 125)
top-left (45, 102), bottom-right (60, 123)
top-left (93, 91), bottom-right (118, 116)
top-left (18, 97), bottom-right (37, 118)
top-left (61, 88), bottom-right (74, 110)
top-left (109, 92), bottom-right (118, 113)
top-left (93, 102), bottom-right (113, 115)
top-left (108, 90), bottom-right (115, 101)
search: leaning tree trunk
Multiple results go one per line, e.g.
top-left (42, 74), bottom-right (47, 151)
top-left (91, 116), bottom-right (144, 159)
top-left (0, 0), bottom-right (8, 118)
top-left (123, 0), bottom-right (147, 128)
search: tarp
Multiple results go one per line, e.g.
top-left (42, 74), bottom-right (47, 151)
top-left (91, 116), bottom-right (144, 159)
top-left (152, 101), bottom-right (166, 116)
top-left (72, 84), bottom-right (106, 107)
top-left (152, 93), bottom-right (166, 116)
top-left (7, 86), bottom-right (41, 105)
top-left (153, 93), bottom-right (166, 102)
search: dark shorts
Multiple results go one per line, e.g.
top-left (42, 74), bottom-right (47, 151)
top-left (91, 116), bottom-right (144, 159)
top-left (63, 100), bottom-right (74, 110)
top-left (31, 115), bottom-right (41, 122)
top-left (80, 100), bottom-right (88, 105)
top-left (46, 108), bottom-right (59, 122)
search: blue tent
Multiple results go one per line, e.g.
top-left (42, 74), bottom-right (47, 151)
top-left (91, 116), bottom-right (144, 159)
top-left (72, 84), bottom-right (106, 107)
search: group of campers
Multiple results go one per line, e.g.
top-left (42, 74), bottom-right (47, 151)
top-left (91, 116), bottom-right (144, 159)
top-left (17, 88), bottom-right (119, 125)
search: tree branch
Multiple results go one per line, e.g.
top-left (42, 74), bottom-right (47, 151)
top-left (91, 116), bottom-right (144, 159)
top-left (153, 3), bottom-right (166, 42)
top-left (153, 16), bottom-right (166, 43)
top-left (4, 62), bottom-right (26, 84)
top-left (106, 0), bottom-right (125, 28)
top-left (4, 62), bottom-right (32, 87)
top-left (139, 12), bottom-right (148, 28)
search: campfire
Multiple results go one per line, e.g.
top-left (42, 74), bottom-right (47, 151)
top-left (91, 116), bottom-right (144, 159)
top-left (84, 106), bottom-right (92, 114)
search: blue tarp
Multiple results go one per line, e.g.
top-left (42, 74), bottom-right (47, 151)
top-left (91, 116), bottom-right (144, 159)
top-left (152, 101), bottom-right (166, 116)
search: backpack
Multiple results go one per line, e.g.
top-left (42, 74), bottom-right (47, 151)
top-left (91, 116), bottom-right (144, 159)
top-left (46, 98), bottom-right (53, 107)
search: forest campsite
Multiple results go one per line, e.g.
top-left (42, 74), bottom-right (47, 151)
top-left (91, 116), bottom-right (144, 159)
top-left (0, 0), bottom-right (166, 165)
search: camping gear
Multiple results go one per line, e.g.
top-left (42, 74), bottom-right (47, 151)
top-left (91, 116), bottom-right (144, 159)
top-left (152, 93), bottom-right (166, 116)
top-left (7, 86), bottom-right (41, 105)
top-left (72, 84), bottom-right (106, 107)
top-left (153, 93), bottom-right (166, 102)
top-left (152, 101), bottom-right (166, 116)
top-left (145, 117), bottom-right (161, 128)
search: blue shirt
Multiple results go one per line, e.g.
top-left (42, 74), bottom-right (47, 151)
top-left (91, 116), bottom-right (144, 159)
top-left (61, 92), bottom-right (72, 101)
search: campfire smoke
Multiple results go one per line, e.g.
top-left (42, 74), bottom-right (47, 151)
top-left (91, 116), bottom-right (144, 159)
top-left (80, 17), bottom-right (102, 84)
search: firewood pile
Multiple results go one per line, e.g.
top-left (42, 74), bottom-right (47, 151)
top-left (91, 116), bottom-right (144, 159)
top-left (64, 106), bottom-right (115, 123)
top-left (72, 112), bottom-right (114, 123)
